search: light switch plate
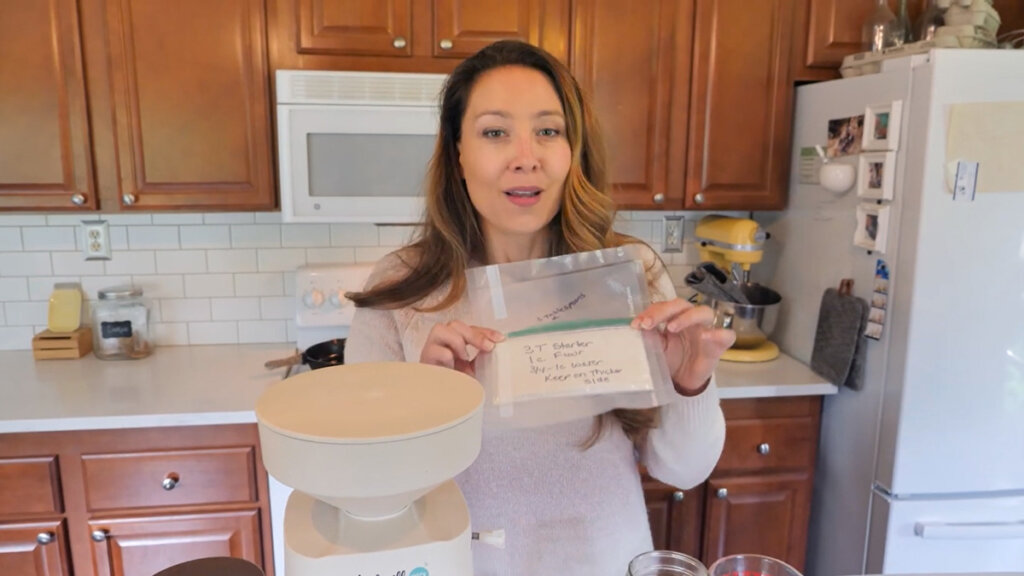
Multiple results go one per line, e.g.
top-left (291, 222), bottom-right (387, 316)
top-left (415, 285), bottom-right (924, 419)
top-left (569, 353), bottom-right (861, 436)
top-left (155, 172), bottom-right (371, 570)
top-left (81, 220), bottom-right (112, 260)
top-left (663, 216), bottom-right (684, 253)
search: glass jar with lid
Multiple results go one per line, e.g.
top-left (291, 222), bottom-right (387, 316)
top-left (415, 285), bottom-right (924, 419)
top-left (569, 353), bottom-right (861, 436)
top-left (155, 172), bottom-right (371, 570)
top-left (92, 285), bottom-right (153, 360)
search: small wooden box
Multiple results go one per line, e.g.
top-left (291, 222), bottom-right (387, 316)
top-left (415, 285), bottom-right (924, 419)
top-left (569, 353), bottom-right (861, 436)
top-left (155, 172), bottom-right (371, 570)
top-left (32, 328), bottom-right (93, 360)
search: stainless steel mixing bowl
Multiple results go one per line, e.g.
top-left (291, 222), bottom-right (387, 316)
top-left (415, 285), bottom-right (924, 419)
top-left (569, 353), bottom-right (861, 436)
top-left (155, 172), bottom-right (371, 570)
top-left (699, 283), bottom-right (782, 349)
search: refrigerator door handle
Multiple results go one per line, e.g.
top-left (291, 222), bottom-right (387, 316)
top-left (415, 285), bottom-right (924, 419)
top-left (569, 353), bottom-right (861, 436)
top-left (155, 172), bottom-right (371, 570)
top-left (914, 520), bottom-right (1024, 540)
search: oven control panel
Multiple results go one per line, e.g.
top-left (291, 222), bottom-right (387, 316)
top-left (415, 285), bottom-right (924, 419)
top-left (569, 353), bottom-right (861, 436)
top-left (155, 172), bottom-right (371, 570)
top-left (294, 264), bottom-right (375, 327)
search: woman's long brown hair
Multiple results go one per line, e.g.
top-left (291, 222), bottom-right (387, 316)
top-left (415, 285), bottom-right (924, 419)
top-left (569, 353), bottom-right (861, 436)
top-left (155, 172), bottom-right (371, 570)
top-left (349, 40), bottom-right (658, 447)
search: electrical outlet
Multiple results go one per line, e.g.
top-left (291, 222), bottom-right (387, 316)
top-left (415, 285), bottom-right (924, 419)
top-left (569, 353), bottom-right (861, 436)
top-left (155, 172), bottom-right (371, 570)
top-left (663, 216), bottom-right (684, 253)
top-left (81, 220), bottom-right (111, 260)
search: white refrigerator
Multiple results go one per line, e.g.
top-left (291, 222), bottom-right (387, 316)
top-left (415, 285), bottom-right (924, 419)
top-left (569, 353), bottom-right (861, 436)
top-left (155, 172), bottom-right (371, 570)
top-left (756, 50), bottom-right (1024, 575)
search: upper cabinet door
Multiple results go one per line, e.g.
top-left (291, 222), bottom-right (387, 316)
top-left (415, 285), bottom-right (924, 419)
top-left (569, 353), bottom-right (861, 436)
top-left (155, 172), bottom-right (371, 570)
top-left (686, 0), bottom-right (794, 210)
top-left (0, 0), bottom-right (96, 211)
top-left (804, 0), bottom-right (878, 69)
top-left (296, 0), bottom-right (413, 57)
top-left (101, 0), bottom-right (275, 210)
top-left (572, 0), bottom-right (694, 210)
top-left (433, 0), bottom-right (569, 61)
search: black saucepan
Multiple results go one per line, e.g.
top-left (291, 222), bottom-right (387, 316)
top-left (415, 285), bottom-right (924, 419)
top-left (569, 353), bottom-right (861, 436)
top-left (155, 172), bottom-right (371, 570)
top-left (264, 338), bottom-right (346, 371)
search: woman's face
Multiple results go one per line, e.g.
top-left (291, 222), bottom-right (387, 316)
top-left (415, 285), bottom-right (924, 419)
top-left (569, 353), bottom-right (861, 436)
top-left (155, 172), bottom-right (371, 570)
top-left (458, 65), bottom-right (571, 250)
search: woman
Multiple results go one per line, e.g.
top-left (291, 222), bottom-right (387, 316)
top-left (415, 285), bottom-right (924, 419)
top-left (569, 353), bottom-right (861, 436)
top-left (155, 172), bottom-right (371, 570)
top-left (346, 40), bottom-right (735, 575)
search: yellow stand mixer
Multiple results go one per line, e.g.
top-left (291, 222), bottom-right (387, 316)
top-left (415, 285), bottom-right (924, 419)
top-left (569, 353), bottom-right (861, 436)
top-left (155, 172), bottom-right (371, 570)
top-left (693, 216), bottom-right (781, 363)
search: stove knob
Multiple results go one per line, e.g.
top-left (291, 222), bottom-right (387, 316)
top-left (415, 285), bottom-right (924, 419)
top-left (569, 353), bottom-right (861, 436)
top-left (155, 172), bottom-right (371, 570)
top-left (302, 289), bottom-right (325, 309)
top-left (328, 289), bottom-right (350, 308)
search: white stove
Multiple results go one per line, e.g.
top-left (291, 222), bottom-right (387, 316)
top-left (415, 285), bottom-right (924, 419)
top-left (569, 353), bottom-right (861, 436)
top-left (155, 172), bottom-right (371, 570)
top-left (268, 262), bottom-right (377, 576)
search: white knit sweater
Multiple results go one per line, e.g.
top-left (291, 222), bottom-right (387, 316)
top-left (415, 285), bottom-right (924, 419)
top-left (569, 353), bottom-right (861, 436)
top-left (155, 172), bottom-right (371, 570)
top-left (345, 250), bottom-right (726, 576)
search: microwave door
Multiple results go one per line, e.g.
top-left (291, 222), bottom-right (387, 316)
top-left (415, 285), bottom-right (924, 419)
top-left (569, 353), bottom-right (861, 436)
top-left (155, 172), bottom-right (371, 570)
top-left (279, 104), bottom-right (438, 223)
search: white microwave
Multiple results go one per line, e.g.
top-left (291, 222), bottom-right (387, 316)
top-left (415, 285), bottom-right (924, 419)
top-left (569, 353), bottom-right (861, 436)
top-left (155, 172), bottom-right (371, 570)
top-left (275, 70), bottom-right (447, 223)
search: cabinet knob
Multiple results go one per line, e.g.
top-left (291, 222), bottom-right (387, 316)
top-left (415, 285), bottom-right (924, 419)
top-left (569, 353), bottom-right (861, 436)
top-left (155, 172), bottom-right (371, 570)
top-left (757, 442), bottom-right (771, 455)
top-left (91, 529), bottom-right (109, 542)
top-left (122, 193), bottom-right (137, 206)
top-left (439, 38), bottom-right (453, 51)
top-left (36, 532), bottom-right (54, 545)
top-left (716, 488), bottom-right (728, 499)
top-left (693, 193), bottom-right (705, 205)
top-left (71, 193), bottom-right (86, 206)
top-left (672, 490), bottom-right (684, 502)
top-left (392, 36), bottom-right (407, 49)
top-left (162, 472), bottom-right (179, 490)
top-left (652, 193), bottom-right (665, 204)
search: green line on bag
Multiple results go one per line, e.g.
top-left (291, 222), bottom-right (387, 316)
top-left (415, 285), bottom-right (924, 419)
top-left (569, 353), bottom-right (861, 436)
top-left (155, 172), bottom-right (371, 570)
top-left (506, 317), bottom-right (634, 339)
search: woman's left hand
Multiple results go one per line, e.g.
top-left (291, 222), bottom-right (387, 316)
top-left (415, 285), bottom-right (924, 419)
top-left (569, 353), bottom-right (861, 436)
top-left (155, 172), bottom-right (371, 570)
top-left (631, 300), bottom-right (736, 395)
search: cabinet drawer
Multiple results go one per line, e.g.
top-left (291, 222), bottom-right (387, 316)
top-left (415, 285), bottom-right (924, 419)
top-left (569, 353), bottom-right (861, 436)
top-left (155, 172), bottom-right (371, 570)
top-left (0, 456), bottom-right (62, 516)
top-left (82, 447), bottom-right (257, 511)
top-left (715, 417), bottom-right (816, 474)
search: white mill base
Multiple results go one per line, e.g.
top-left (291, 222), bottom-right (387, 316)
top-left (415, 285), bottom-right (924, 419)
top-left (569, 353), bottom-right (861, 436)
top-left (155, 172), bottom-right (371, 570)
top-left (284, 480), bottom-right (473, 576)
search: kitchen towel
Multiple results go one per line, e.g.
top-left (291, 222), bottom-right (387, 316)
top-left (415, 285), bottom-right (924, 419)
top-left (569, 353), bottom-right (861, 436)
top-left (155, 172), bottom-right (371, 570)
top-left (811, 279), bottom-right (869, 390)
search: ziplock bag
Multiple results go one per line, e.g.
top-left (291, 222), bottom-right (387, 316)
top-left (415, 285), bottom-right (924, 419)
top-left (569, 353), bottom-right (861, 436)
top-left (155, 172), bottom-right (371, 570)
top-left (466, 245), bottom-right (677, 428)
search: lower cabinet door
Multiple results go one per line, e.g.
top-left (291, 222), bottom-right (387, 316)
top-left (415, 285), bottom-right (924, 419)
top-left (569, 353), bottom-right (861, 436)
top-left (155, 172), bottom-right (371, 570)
top-left (0, 519), bottom-right (71, 576)
top-left (88, 510), bottom-right (263, 576)
top-left (642, 477), bottom-right (703, 559)
top-left (702, 473), bottom-right (812, 571)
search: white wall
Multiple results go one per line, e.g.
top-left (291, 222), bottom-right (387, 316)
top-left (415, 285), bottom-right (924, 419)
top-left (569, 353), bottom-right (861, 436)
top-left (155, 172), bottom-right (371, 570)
top-left (0, 211), bottom-right (705, 350)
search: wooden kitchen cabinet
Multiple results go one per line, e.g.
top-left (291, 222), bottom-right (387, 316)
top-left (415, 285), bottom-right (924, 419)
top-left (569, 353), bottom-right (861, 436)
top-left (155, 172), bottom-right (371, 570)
top-left (0, 0), bottom-right (276, 213)
top-left (0, 424), bottom-right (273, 576)
top-left (0, 0), bottom-right (97, 211)
top-left (0, 520), bottom-right (72, 576)
top-left (641, 396), bottom-right (821, 571)
top-left (269, 0), bottom-right (570, 73)
top-left (571, 0), bottom-right (693, 210)
top-left (684, 0), bottom-right (795, 210)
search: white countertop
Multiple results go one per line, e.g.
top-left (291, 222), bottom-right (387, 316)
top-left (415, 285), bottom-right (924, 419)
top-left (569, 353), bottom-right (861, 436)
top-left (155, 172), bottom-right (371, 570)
top-left (0, 345), bottom-right (835, 434)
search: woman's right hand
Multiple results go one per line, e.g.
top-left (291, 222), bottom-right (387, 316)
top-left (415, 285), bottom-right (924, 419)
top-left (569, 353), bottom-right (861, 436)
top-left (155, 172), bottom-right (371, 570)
top-left (420, 321), bottom-right (504, 376)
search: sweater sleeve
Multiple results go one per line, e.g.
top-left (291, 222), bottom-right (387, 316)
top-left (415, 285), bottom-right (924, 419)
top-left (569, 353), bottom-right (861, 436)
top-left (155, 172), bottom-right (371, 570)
top-left (641, 378), bottom-right (726, 489)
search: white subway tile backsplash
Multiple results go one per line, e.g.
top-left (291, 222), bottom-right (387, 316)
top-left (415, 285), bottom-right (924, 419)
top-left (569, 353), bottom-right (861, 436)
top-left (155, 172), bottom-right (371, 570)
top-left (0, 215), bottom-right (47, 226)
top-left (211, 297), bottom-right (261, 321)
top-left (51, 252), bottom-right (106, 276)
top-left (104, 251), bottom-right (156, 275)
top-left (258, 248), bottom-right (305, 272)
top-left (128, 226), bottom-right (179, 249)
top-left (286, 320), bottom-right (298, 342)
top-left (180, 225), bottom-right (230, 249)
top-left (0, 228), bottom-right (22, 251)
top-left (5, 302), bottom-right (48, 326)
top-left (378, 225), bottom-right (418, 247)
top-left (131, 275), bottom-right (185, 299)
top-left (46, 214), bottom-right (91, 226)
top-left (161, 298), bottom-right (211, 322)
top-left (253, 212), bottom-right (283, 224)
top-left (0, 326), bottom-right (34, 350)
top-left (152, 322), bottom-right (189, 345)
top-left (156, 250), bottom-right (207, 274)
top-left (188, 321), bottom-right (238, 344)
top-left (355, 246), bottom-right (396, 262)
top-left (80, 276), bottom-right (131, 299)
top-left (238, 320), bottom-right (287, 343)
top-left (259, 296), bottom-right (293, 320)
top-left (184, 274), bottom-right (235, 298)
top-left (0, 278), bottom-right (29, 301)
top-left (28, 277), bottom-right (79, 301)
top-left (231, 225), bottom-right (281, 248)
top-left (0, 252), bottom-right (52, 276)
top-left (22, 227), bottom-right (76, 251)
top-left (152, 214), bottom-right (203, 225)
top-left (207, 249), bottom-right (257, 273)
top-left (305, 247), bottom-right (354, 264)
top-left (204, 212), bottom-right (254, 224)
top-left (282, 224), bottom-right (330, 248)
top-left (282, 272), bottom-right (296, 296)
top-left (330, 224), bottom-right (378, 247)
top-left (109, 226), bottom-right (129, 250)
top-left (101, 213), bottom-right (152, 225)
top-left (0, 305), bottom-right (4, 324)
top-left (234, 273), bottom-right (284, 297)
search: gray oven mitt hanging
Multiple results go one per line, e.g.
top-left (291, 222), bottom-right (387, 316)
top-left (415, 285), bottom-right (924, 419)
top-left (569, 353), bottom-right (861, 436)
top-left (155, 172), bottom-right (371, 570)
top-left (811, 278), bottom-right (869, 390)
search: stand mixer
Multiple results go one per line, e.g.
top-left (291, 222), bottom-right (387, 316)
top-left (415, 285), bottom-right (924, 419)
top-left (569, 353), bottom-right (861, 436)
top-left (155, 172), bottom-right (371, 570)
top-left (256, 362), bottom-right (485, 576)
top-left (694, 215), bottom-right (782, 363)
